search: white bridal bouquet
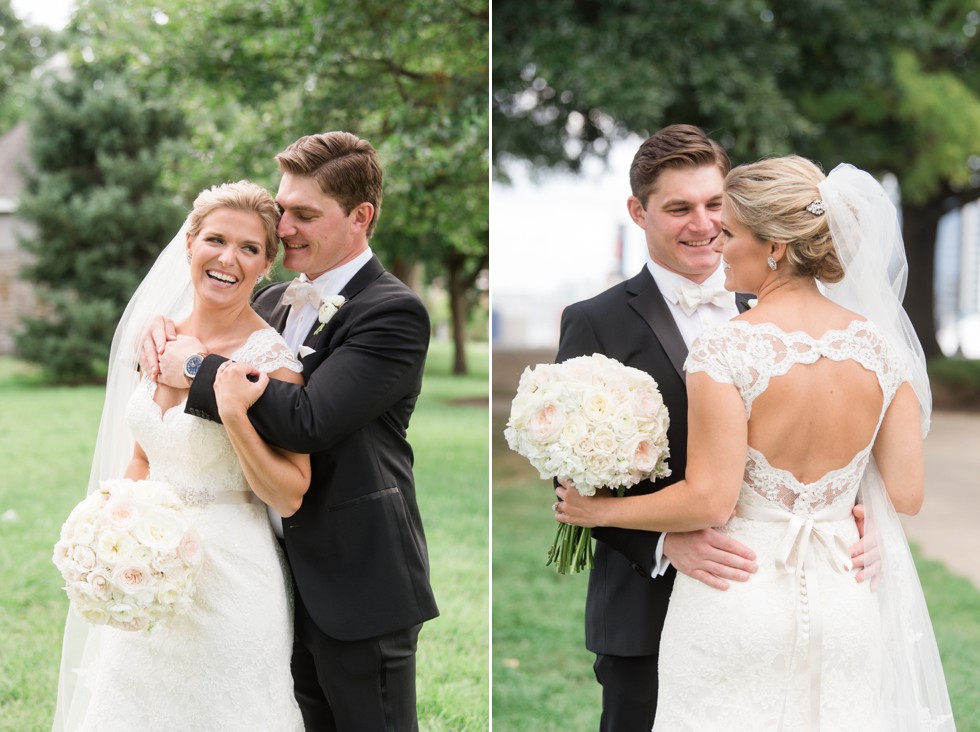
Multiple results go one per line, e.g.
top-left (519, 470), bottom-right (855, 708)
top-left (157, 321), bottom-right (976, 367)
top-left (53, 479), bottom-right (203, 632)
top-left (504, 353), bottom-right (671, 574)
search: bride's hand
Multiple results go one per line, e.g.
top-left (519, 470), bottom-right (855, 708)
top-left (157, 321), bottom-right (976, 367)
top-left (138, 315), bottom-right (177, 381)
top-left (553, 482), bottom-right (612, 528)
top-left (214, 361), bottom-right (269, 418)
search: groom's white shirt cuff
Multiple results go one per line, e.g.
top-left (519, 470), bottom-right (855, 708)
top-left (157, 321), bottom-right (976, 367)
top-left (651, 532), bottom-right (671, 577)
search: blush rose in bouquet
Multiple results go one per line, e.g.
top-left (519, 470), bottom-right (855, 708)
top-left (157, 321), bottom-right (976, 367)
top-left (52, 479), bottom-right (203, 632)
top-left (504, 353), bottom-right (671, 574)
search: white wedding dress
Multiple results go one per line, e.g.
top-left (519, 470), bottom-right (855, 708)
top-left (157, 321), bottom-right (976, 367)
top-left (74, 328), bottom-right (304, 732)
top-left (653, 319), bottom-right (908, 732)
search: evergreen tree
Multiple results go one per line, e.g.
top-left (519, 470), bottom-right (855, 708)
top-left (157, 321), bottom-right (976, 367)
top-left (15, 65), bottom-right (185, 382)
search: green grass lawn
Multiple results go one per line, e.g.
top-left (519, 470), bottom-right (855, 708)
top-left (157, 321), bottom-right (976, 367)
top-left (492, 426), bottom-right (980, 732)
top-left (0, 339), bottom-right (489, 732)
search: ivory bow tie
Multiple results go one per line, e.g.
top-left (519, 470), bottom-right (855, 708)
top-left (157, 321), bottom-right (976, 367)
top-left (281, 279), bottom-right (322, 309)
top-left (673, 282), bottom-right (736, 316)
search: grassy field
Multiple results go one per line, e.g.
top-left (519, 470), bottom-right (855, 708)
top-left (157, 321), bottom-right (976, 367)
top-left (492, 425), bottom-right (980, 732)
top-left (0, 340), bottom-right (489, 732)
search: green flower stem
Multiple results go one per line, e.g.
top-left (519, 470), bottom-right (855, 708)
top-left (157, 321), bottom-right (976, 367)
top-left (546, 523), bottom-right (595, 574)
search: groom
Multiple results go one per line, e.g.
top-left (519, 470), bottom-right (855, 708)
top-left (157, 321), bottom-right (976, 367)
top-left (147, 132), bottom-right (438, 730)
top-left (555, 124), bottom-right (758, 730)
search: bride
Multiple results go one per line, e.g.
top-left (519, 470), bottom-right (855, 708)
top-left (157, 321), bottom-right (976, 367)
top-left (556, 156), bottom-right (955, 730)
top-left (52, 181), bottom-right (308, 730)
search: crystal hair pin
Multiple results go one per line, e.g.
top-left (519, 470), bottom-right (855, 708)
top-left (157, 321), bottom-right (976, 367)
top-left (806, 199), bottom-right (826, 216)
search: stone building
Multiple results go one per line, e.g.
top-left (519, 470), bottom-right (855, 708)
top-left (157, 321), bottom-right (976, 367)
top-left (0, 122), bottom-right (39, 356)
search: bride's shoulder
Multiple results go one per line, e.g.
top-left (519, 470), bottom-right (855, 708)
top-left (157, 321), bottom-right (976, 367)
top-left (235, 328), bottom-right (302, 373)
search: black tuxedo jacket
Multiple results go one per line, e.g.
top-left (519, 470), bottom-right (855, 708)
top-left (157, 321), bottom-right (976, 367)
top-left (185, 255), bottom-right (439, 642)
top-left (558, 267), bottom-right (747, 658)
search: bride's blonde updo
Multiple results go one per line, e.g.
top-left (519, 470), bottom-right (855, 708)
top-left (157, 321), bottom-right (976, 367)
top-left (724, 155), bottom-right (844, 284)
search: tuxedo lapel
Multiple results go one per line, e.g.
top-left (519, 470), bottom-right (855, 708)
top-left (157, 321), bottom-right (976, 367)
top-left (735, 292), bottom-right (754, 313)
top-left (298, 255), bottom-right (386, 351)
top-left (626, 269), bottom-right (688, 381)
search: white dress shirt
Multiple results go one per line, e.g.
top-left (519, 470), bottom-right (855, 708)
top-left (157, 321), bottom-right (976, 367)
top-left (645, 258), bottom-right (740, 576)
top-left (281, 247), bottom-right (374, 355)
top-left (269, 247), bottom-right (374, 537)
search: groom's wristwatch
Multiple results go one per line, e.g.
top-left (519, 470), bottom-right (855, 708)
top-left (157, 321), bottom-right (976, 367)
top-left (182, 352), bottom-right (208, 382)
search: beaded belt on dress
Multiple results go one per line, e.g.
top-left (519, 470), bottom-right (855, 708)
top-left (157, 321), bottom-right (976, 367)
top-left (211, 491), bottom-right (264, 505)
top-left (735, 501), bottom-right (854, 731)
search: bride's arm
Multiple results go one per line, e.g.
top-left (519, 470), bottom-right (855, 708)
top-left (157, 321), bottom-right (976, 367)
top-left (123, 442), bottom-right (150, 481)
top-left (557, 372), bottom-right (747, 532)
top-left (215, 363), bottom-right (311, 517)
top-left (871, 382), bottom-right (924, 515)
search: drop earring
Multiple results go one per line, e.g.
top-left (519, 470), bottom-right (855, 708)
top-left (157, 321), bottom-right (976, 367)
top-left (767, 256), bottom-right (777, 271)
top-left (186, 253), bottom-right (192, 264)
top-left (256, 273), bottom-right (265, 284)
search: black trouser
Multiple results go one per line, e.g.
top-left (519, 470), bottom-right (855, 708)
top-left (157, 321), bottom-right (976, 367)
top-left (594, 652), bottom-right (659, 732)
top-left (291, 592), bottom-right (422, 732)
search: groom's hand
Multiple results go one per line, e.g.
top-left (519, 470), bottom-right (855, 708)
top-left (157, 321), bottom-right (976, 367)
top-left (664, 529), bottom-right (758, 591)
top-left (138, 316), bottom-right (177, 380)
top-left (850, 504), bottom-right (881, 590)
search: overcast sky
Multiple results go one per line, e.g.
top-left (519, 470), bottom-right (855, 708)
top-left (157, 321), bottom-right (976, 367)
top-left (11, 0), bottom-right (73, 30)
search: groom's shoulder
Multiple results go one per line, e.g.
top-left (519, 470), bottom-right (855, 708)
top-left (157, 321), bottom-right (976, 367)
top-left (567, 269), bottom-right (648, 315)
top-left (251, 279), bottom-right (288, 307)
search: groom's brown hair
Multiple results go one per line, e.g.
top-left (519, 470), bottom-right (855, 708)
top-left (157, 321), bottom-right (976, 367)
top-left (276, 131), bottom-right (384, 238)
top-left (629, 124), bottom-right (730, 208)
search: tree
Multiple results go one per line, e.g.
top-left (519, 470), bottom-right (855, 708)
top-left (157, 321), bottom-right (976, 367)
top-left (65, 0), bottom-right (489, 373)
top-left (15, 65), bottom-right (186, 381)
top-left (493, 0), bottom-right (980, 357)
top-left (0, 0), bottom-right (55, 133)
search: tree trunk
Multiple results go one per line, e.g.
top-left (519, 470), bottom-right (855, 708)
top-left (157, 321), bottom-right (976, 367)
top-left (901, 199), bottom-right (944, 359)
top-left (447, 253), bottom-right (468, 375)
top-left (389, 257), bottom-right (422, 293)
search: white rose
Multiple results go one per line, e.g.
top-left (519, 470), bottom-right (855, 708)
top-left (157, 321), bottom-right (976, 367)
top-left (133, 512), bottom-right (184, 552)
top-left (628, 437), bottom-right (662, 475)
top-left (592, 427), bottom-right (618, 456)
top-left (559, 414), bottom-right (589, 445)
top-left (111, 563), bottom-right (152, 595)
top-left (104, 498), bottom-right (139, 530)
top-left (96, 529), bottom-right (133, 566)
top-left (87, 570), bottom-right (113, 601)
top-left (632, 385), bottom-right (667, 422)
top-left (527, 402), bottom-right (566, 443)
top-left (581, 387), bottom-right (616, 423)
top-left (80, 607), bottom-right (110, 625)
top-left (178, 531), bottom-right (204, 567)
top-left (72, 545), bottom-right (97, 572)
top-left (71, 520), bottom-right (96, 546)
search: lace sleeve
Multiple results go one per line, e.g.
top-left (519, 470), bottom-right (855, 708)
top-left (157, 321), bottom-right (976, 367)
top-left (685, 325), bottom-right (737, 385)
top-left (233, 328), bottom-right (303, 374)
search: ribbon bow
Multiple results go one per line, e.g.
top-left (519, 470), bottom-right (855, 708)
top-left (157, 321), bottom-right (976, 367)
top-left (673, 282), bottom-right (736, 316)
top-left (281, 278), bottom-right (322, 309)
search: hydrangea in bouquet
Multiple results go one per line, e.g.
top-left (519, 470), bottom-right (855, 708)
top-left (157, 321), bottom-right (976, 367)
top-left (53, 479), bottom-right (203, 632)
top-left (504, 353), bottom-right (671, 574)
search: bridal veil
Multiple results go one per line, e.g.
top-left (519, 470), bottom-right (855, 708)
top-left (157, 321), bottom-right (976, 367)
top-left (52, 222), bottom-right (194, 731)
top-left (820, 164), bottom-right (954, 730)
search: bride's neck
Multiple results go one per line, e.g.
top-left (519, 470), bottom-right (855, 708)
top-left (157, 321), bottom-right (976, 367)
top-left (179, 300), bottom-right (255, 350)
top-left (756, 275), bottom-right (818, 303)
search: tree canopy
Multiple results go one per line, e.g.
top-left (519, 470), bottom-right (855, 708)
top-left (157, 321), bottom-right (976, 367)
top-left (14, 0), bottom-right (488, 379)
top-left (493, 0), bottom-right (980, 355)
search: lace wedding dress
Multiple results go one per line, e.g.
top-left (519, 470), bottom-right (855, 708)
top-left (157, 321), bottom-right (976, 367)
top-left (653, 319), bottom-right (907, 732)
top-left (75, 328), bottom-right (304, 731)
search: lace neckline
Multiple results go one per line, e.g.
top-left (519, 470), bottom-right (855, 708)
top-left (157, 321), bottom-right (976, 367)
top-left (723, 317), bottom-right (871, 342)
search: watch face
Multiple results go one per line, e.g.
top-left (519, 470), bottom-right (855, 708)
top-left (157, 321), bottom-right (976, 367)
top-left (183, 354), bottom-right (204, 378)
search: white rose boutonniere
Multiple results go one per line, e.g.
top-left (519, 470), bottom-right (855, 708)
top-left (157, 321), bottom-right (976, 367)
top-left (314, 295), bottom-right (347, 335)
